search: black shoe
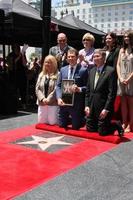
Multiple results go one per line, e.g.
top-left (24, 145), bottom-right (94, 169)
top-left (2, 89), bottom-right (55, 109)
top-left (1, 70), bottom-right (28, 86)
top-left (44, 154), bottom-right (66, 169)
top-left (116, 121), bottom-right (124, 137)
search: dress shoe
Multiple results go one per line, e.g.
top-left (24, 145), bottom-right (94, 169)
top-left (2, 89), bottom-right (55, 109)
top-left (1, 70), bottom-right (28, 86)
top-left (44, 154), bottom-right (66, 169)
top-left (116, 121), bottom-right (124, 137)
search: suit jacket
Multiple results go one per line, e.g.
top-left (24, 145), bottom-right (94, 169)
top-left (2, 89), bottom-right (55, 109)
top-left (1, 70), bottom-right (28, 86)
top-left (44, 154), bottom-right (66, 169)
top-left (85, 65), bottom-right (117, 114)
top-left (49, 45), bottom-right (73, 69)
top-left (36, 73), bottom-right (58, 106)
top-left (56, 64), bottom-right (88, 109)
top-left (105, 47), bottom-right (120, 69)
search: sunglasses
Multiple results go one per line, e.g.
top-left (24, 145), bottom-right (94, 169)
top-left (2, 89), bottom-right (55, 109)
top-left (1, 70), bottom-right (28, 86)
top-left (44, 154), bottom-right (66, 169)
top-left (82, 39), bottom-right (91, 42)
top-left (58, 39), bottom-right (66, 42)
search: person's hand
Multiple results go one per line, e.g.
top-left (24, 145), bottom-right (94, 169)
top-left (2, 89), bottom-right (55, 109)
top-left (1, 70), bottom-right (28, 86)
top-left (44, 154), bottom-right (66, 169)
top-left (22, 44), bottom-right (28, 55)
top-left (57, 98), bottom-right (65, 106)
top-left (85, 107), bottom-right (90, 117)
top-left (62, 53), bottom-right (66, 61)
top-left (120, 77), bottom-right (126, 84)
top-left (71, 84), bottom-right (80, 93)
top-left (78, 54), bottom-right (84, 62)
top-left (123, 80), bottom-right (128, 85)
top-left (99, 109), bottom-right (108, 119)
top-left (42, 98), bottom-right (48, 105)
top-left (55, 54), bottom-right (62, 62)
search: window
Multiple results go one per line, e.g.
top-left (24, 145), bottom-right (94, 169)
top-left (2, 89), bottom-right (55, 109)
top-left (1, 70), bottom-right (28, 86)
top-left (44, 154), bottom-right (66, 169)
top-left (83, 0), bottom-right (90, 3)
top-left (77, 9), bottom-right (79, 14)
top-left (108, 12), bottom-right (111, 16)
top-left (130, 11), bottom-right (133, 15)
top-left (130, 4), bottom-right (133, 8)
top-left (83, 9), bottom-right (86, 14)
top-left (115, 23), bottom-right (117, 27)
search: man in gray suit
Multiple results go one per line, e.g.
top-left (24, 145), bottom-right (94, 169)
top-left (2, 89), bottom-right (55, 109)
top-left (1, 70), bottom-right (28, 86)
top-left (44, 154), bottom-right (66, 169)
top-left (49, 33), bottom-right (73, 70)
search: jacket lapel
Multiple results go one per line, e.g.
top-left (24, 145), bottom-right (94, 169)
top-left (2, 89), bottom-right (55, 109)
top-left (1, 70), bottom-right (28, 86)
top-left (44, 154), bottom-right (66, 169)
top-left (73, 64), bottom-right (80, 78)
top-left (91, 68), bottom-right (96, 90)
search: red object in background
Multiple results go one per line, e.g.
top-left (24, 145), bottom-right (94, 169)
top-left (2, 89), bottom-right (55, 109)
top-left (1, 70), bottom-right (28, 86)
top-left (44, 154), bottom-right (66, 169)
top-left (113, 96), bottom-right (122, 121)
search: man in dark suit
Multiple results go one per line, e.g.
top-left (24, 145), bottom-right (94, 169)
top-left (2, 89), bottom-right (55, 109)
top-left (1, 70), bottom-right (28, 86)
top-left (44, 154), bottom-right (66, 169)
top-left (49, 33), bottom-right (73, 70)
top-left (85, 48), bottom-right (119, 136)
top-left (56, 48), bottom-right (88, 130)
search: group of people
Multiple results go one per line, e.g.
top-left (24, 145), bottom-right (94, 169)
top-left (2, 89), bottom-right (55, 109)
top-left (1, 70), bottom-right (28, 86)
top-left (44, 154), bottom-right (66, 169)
top-left (35, 31), bottom-right (133, 135)
top-left (2, 45), bottom-right (41, 112)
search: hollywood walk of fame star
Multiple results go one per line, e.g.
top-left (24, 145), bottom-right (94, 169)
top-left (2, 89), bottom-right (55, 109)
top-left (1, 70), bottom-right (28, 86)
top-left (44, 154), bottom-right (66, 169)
top-left (17, 135), bottom-right (72, 151)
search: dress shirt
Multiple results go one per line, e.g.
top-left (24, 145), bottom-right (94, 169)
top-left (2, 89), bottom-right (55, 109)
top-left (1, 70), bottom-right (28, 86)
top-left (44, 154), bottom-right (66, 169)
top-left (94, 66), bottom-right (104, 88)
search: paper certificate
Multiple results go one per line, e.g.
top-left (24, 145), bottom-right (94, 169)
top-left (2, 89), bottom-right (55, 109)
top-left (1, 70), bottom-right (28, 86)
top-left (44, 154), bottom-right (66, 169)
top-left (62, 79), bottom-right (75, 106)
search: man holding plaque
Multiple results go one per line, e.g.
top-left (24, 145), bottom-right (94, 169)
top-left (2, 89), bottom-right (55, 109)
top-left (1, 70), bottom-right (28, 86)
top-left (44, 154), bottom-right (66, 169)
top-left (56, 48), bottom-right (88, 130)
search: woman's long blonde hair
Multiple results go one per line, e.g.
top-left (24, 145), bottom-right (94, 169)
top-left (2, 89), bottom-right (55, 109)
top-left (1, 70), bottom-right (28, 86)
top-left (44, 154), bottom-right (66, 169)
top-left (40, 55), bottom-right (58, 79)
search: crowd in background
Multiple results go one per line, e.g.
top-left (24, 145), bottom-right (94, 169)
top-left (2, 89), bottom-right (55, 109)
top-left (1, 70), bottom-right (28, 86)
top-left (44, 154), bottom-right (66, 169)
top-left (0, 30), bottom-right (133, 134)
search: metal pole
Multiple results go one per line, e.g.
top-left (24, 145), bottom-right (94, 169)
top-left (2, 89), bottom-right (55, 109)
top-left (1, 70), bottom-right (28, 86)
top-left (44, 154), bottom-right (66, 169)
top-left (40, 0), bottom-right (51, 59)
top-left (0, 9), bottom-right (5, 67)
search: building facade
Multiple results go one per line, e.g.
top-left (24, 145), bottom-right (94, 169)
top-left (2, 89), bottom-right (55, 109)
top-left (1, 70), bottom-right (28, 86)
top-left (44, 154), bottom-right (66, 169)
top-left (52, 0), bottom-right (133, 34)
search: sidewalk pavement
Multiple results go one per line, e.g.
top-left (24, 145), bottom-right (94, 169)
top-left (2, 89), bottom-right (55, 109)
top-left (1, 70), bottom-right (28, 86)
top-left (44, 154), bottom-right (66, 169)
top-left (0, 109), bottom-right (133, 200)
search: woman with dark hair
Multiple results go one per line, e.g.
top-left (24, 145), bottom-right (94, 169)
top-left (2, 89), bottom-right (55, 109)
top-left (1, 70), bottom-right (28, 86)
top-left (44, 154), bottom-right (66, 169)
top-left (104, 32), bottom-right (120, 69)
top-left (117, 31), bottom-right (133, 133)
top-left (103, 32), bottom-right (124, 131)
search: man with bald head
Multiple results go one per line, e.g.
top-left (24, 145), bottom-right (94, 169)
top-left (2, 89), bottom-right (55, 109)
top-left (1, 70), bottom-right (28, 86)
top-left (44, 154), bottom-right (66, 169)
top-left (49, 33), bottom-right (73, 70)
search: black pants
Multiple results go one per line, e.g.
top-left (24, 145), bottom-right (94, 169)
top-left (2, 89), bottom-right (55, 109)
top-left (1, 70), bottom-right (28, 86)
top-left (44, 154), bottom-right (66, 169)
top-left (86, 110), bottom-right (113, 135)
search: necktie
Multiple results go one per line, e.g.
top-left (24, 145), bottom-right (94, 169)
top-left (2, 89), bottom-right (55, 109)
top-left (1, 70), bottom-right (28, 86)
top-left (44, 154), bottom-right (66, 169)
top-left (94, 69), bottom-right (100, 88)
top-left (69, 67), bottom-right (73, 79)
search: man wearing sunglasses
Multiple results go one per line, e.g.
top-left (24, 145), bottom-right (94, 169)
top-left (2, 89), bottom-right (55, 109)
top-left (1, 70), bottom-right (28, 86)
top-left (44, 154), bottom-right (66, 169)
top-left (49, 33), bottom-right (73, 70)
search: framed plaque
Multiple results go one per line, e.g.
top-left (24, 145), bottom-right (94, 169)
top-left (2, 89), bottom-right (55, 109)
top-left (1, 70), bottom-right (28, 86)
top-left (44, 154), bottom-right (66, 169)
top-left (61, 79), bottom-right (75, 106)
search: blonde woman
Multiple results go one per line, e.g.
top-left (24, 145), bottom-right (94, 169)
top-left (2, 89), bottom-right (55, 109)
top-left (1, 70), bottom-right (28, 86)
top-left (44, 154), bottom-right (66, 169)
top-left (36, 55), bottom-right (59, 125)
top-left (117, 31), bottom-right (133, 132)
top-left (78, 33), bottom-right (95, 71)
